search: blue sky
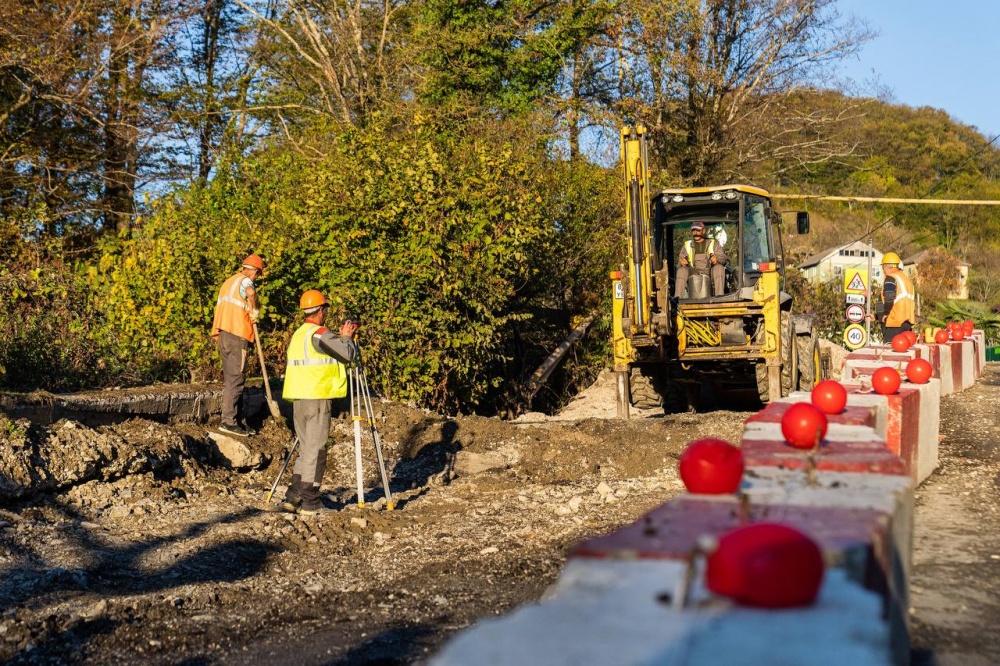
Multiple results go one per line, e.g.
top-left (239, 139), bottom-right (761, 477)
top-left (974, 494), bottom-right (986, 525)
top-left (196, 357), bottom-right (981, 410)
top-left (835, 0), bottom-right (1000, 140)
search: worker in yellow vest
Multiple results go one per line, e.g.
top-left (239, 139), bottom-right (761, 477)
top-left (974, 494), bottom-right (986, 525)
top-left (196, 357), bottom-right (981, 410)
top-left (211, 254), bottom-right (264, 437)
top-left (875, 252), bottom-right (917, 342)
top-left (280, 289), bottom-right (359, 515)
top-left (675, 220), bottom-right (728, 298)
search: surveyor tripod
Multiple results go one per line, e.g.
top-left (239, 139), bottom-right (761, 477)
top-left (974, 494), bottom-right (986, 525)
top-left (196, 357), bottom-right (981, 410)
top-left (349, 357), bottom-right (395, 509)
top-left (264, 353), bottom-right (394, 510)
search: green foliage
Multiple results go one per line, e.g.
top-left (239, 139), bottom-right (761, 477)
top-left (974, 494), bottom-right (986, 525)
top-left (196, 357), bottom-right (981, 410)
top-left (81, 114), bottom-right (616, 412)
top-left (0, 258), bottom-right (120, 391)
top-left (413, 0), bottom-right (609, 115)
top-left (784, 268), bottom-right (846, 343)
top-left (928, 300), bottom-right (1000, 345)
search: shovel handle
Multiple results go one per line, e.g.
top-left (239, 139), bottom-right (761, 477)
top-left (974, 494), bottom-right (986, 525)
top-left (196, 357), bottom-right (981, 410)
top-left (252, 322), bottom-right (275, 404)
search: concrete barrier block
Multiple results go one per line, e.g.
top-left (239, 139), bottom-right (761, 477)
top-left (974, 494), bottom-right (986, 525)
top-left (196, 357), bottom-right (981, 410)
top-left (915, 344), bottom-right (954, 396)
top-left (746, 395), bottom-right (881, 431)
top-left (432, 553), bottom-right (892, 665)
top-left (972, 330), bottom-right (986, 375)
top-left (572, 495), bottom-right (899, 599)
top-left (949, 340), bottom-right (975, 391)
top-left (834, 378), bottom-right (936, 484)
top-left (740, 422), bottom-right (907, 476)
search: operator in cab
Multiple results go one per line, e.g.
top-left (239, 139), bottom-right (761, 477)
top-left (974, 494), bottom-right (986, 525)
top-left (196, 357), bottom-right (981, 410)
top-left (675, 221), bottom-right (728, 298)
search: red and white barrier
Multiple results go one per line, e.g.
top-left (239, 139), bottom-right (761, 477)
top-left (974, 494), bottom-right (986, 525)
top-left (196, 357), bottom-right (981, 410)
top-left (431, 333), bottom-right (986, 666)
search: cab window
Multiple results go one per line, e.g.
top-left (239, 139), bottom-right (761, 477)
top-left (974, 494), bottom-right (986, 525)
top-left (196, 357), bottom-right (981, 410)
top-left (742, 198), bottom-right (772, 271)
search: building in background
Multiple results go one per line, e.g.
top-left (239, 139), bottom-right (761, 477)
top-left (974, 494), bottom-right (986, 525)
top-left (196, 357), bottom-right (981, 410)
top-left (796, 241), bottom-right (885, 288)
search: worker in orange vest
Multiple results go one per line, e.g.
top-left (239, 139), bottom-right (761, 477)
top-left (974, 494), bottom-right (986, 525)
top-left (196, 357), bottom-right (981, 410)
top-left (211, 254), bottom-right (264, 437)
top-left (875, 251), bottom-right (917, 342)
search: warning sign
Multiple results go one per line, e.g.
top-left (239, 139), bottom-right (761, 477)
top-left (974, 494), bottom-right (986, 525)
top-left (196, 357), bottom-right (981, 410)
top-left (846, 304), bottom-right (865, 323)
top-left (843, 323), bottom-right (867, 349)
top-left (843, 269), bottom-right (868, 294)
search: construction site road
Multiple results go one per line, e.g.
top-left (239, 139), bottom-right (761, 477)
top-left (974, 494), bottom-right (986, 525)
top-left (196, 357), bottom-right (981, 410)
top-left (0, 367), bottom-right (998, 665)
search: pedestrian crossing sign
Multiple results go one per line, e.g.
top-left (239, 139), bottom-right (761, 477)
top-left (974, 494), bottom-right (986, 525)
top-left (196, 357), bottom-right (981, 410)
top-left (843, 269), bottom-right (868, 294)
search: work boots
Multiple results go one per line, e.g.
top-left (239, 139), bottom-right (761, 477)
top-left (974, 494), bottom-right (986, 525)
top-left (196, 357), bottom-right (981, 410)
top-left (279, 475), bottom-right (306, 513)
top-left (297, 483), bottom-right (324, 515)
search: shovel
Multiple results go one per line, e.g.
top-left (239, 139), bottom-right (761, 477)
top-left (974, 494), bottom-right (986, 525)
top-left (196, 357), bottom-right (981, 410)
top-left (252, 322), bottom-right (283, 421)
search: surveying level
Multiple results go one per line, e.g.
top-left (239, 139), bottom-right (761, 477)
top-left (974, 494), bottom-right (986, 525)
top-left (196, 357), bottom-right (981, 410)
top-left (264, 350), bottom-right (394, 511)
top-left (349, 354), bottom-right (395, 510)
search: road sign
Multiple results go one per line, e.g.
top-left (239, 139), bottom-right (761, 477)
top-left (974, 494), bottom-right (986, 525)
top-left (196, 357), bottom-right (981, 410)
top-left (845, 294), bottom-right (866, 305)
top-left (843, 323), bottom-right (867, 349)
top-left (843, 269), bottom-right (869, 294)
top-left (846, 304), bottom-right (865, 323)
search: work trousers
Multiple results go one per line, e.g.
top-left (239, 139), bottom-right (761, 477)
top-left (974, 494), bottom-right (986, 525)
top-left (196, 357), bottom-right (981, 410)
top-left (882, 320), bottom-right (913, 344)
top-left (292, 398), bottom-right (332, 487)
top-left (675, 264), bottom-right (726, 298)
top-left (217, 330), bottom-right (248, 427)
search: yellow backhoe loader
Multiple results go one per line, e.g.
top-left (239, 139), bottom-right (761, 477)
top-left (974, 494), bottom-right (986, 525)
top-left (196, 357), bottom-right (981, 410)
top-left (611, 125), bottom-right (821, 415)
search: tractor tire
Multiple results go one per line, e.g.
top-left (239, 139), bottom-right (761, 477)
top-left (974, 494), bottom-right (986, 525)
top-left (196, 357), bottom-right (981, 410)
top-left (755, 362), bottom-right (770, 403)
top-left (629, 367), bottom-right (662, 409)
top-left (797, 332), bottom-right (821, 391)
top-left (756, 311), bottom-right (797, 403)
top-left (781, 310), bottom-right (798, 397)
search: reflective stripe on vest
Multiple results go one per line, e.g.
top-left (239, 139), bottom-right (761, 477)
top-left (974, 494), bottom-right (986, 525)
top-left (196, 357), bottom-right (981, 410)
top-left (884, 272), bottom-right (916, 327)
top-left (212, 272), bottom-right (254, 342)
top-left (684, 239), bottom-right (716, 264)
top-left (282, 323), bottom-right (348, 400)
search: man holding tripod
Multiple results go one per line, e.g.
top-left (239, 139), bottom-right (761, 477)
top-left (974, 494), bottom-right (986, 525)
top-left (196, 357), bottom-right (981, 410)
top-left (280, 289), bottom-right (359, 515)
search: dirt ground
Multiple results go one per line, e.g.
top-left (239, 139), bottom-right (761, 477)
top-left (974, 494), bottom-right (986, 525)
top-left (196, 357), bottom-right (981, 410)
top-left (0, 366), bottom-right (997, 665)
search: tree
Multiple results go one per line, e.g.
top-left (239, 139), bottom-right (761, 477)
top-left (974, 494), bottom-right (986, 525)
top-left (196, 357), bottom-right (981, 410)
top-left (235, 0), bottom-right (412, 129)
top-left (613, 0), bottom-right (873, 184)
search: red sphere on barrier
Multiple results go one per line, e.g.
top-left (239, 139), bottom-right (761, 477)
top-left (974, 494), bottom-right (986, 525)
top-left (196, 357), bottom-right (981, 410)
top-left (962, 322), bottom-right (975, 336)
top-left (890, 333), bottom-right (910, 352)
top-left (905, 358), bottom-right (933, 384)
top-left (871, 367), bottom-right (901, 394)
top-left (952, 327), bottom-right (965, 341)
top-left (780, 402), bottom-right (828, 449)
top-left (934, 329), bottom-right (950, 344)
top-left (679, 438), bottom-right (745, 495)
top-left (811, 380), bottom-right (847, 415)
top-left (706, 523), bottom-right (824, 608)
top-left (903, 330), bottom-right (918, 346)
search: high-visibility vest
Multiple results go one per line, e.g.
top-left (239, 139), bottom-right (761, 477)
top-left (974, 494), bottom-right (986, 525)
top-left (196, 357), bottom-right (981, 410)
top-left (212, 272), bottom-right (254, 342)
top-left (883, 272), bottom-right (916, 327)
top-left (684, 239), bottom-right (717, 265)
top-left (282, 323), bottom-right (348, 400)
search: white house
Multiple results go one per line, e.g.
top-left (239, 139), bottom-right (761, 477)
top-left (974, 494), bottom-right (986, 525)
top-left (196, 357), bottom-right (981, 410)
top-left (796, 241), bottom-right (885, 288)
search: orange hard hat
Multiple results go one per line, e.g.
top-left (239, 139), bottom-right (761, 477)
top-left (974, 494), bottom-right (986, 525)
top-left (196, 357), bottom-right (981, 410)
top-left (299, 289), bottom-right (328, 311)
top-left (242, 254), bottom-right (264, 271)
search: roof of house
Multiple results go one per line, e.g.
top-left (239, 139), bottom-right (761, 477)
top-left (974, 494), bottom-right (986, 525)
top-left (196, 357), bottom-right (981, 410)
top-left (796, 240), bottom-right (882, 269)
top-left (903, 249), bottom-right (971, 267)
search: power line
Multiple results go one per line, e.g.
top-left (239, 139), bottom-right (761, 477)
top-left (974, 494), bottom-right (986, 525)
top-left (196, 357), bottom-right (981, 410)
top-left (778, 131), bottom-right (1000, 248)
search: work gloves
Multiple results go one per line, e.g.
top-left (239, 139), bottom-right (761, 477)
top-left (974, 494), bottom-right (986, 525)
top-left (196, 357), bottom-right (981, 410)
top-left (250, 308), bottom-right (261, 323)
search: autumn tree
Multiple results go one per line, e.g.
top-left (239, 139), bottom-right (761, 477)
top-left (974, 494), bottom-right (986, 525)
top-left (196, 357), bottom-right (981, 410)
top-left (612, 0), bottom-right (873, 184)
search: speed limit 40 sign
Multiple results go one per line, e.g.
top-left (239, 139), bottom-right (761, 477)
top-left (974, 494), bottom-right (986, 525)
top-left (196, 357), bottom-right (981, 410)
top-left (843, 323), bottom-right (867, 349)
top-left (845, 304), bottom-right (865, 324)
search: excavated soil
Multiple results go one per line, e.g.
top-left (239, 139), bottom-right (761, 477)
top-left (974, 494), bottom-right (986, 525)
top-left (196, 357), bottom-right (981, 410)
top-left (0, 367), bottom-right (998, 665)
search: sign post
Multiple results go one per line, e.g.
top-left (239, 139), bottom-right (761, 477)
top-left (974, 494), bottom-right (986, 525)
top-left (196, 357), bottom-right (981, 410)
top-left (844, 267), bottom-right (869, 345)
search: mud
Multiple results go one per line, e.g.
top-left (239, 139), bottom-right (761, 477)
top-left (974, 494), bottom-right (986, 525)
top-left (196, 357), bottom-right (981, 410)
top-left (0, 367), bottom-right (997, 665)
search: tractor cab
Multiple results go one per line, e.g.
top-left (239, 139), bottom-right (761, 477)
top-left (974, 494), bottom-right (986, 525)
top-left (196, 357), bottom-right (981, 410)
top-left (654, 185), bottom-right (787, 304)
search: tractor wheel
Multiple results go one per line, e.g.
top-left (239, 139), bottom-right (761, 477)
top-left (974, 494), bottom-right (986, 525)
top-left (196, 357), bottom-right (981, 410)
top-left (755, 362), bottom-right (770, 403)
top-left (629, 367), bottom-right (662, 409)
top-left (797, 332), bottom-right (821, 391)
top-left (780, 311), bottom-right (798, 397)
top-left (756, 311), bottom-right (797, 402)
